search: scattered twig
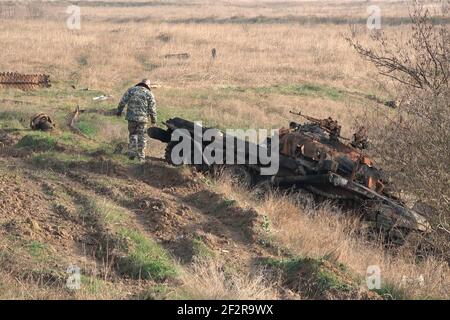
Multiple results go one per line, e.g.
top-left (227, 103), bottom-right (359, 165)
top-left (68, 105), bottom-right (93, 140)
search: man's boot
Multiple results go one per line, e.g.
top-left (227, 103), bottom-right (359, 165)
top-left (128, 151), bottom-right (136, 160)
top-left (128, 132), bottom-right (139, 160)
top-left (136, 147), bottom-right (145, 163)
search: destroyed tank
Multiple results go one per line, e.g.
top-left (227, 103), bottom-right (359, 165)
top-left (271, 112), bottom-right (431, 234)
top-left (148, 116), bottom-right (431, 235)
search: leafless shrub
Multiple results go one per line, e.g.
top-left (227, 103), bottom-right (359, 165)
top-left (347, 1), bottom-right (450, 261)
top-left (347, 1), bottom-right (449, 94)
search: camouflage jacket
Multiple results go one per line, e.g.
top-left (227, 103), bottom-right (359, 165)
top-left (118, 85), bottom-right (157, 123)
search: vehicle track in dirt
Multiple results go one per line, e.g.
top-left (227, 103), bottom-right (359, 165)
top-left (0, 128), bottom-right (381, 299)
top-left (0, 139), bottom-right (282, 294)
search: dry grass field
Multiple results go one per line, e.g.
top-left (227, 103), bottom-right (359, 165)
top-left (1, 0), bottom-right (415, 129)
top-left (0, 0), bottom-right (448, 300)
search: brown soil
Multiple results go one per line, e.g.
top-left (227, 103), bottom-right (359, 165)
top-left (0, 130), bottom-right (380, 299)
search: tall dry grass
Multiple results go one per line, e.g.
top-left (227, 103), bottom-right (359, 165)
top-left (180, 257), bottom-right (280, 300)
top-left (216, 178), bottom-right (450, 299)
top-left (0, 1), bottom-right (442, 94)
top-left (0, 1), bottom-right (405, 90)
top-left (1, 0), bottom-right (424, 132)
top-left (0, 19), bottom-right (378, 89)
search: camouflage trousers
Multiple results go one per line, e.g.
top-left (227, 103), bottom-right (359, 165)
top-left (128, 121), bottom-right (147, 160)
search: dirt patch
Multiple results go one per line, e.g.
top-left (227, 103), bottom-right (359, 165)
top-left (0, 169), bottom-right (86, 248)
top-left (0, 172), bottom-right (50, 222)
top-left (0, 131), bottom-right (27, 157)
top-left (0, 131), bottom-right (20, 147)
top-left (0, 134), bottom-right (383, 299)
top-left (53, 160), bottom-right (270, 273)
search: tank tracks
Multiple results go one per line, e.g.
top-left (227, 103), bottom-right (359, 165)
top-left (0, 72), bottom-right (51, 89)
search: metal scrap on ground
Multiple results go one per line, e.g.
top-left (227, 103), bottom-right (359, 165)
top-left (30, 113), bottom-right (55, 131)
top-left (384, 100), bottom-right (399, 108)
top-left (0, 72), bottom-right (51, 89)
top-left (93, 95), bottom-right (113, 102)
top-left (164, 53), bottom-right (190, 59)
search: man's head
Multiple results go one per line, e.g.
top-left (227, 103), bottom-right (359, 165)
top-left (136, 78), bottom-right (151, 89)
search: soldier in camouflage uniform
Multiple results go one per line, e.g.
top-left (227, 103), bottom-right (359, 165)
top-left (117, 79), bottom-right (157, 162)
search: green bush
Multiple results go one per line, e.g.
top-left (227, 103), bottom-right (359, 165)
top-left (17, 134), bottom-right (57, 151)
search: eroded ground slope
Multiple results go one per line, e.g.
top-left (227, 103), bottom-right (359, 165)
top-left (0, 96), bottom-right (379, 299)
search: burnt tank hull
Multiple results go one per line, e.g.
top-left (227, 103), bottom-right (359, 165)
top-left (148, 117), bottom-right (431, 233)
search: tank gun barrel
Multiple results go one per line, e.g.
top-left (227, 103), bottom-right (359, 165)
top-left (289, 110), bottom-right (350, 141)
top-left (289, 110), bottom-right (321, 123)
